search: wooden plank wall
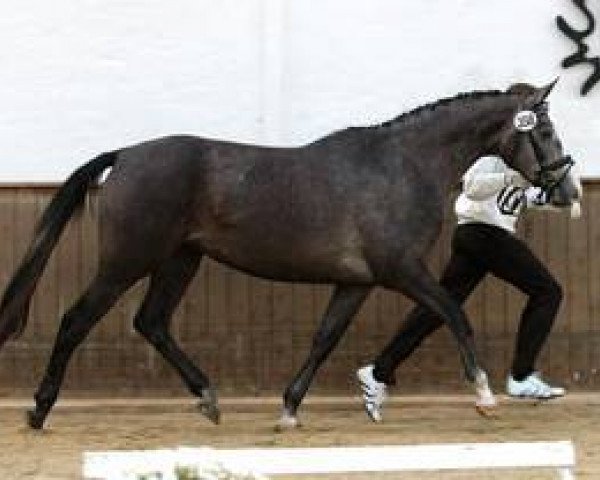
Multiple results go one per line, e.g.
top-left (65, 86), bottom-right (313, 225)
top-left (0, 182), bottom-right (599, 396)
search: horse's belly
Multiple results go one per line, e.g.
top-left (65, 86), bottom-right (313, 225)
top-left (188, 231), bottom-right (373, 284)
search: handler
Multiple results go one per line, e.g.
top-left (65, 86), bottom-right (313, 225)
top-left (357, 154), bottom-right (571, 422)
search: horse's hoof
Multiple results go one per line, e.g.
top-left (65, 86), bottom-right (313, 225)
top-left (198, 402), bottom-right (221, 425)
top-left (475, 402), bottom-right (498, 418)
top-left (198, 388), bottom-right (220, 425)
top-left (26, 409), bottom-right (45, 430)
top-left (274, 411), bottom-right (301, 432)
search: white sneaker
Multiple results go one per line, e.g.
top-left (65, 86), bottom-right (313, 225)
top-left (356, 364), bottom-right (387, 422)
top-left (507, 372), bottom-right (566, 399)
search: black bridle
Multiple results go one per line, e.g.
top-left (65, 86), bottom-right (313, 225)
top-left (528, 131), bottom-right (574, 197)
top-left (519, 103), bottom-right (575, 197)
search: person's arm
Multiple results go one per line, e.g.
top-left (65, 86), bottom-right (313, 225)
top-left (462, 157), bottom-right (524, 201)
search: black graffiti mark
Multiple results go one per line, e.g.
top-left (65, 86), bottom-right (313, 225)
top-left (556, 0), bottom-right (600, 95)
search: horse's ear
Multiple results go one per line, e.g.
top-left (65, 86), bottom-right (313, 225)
top-left (530, 78), bottom-right (559, 104)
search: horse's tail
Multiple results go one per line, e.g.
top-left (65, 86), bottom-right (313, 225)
top-left (0, 150), bottom-right (119, 348)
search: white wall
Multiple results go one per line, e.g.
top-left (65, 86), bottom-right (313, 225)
top-left (0, 0), bottom-right (598, 181)
top-left (0, 0), bottom-right (265, 181)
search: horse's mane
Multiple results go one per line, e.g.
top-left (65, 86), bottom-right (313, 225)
top-left (373, 89), bottom-right (506, 129)
top-left (327, 85), bottom-right (534, 140)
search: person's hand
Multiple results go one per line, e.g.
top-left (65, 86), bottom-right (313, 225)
top-left (524, 186), bottom-right (546, 205)
top-left (504, 170), bottom-right (529, 188)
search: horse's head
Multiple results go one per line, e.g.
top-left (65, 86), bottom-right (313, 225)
top-left (497, 81), bottom-right (582, 217)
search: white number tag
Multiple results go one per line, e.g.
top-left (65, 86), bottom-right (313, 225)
top-left (514, 110), bottom-right (538, 132)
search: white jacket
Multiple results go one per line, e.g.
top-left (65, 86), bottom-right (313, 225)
top-left (455, 156), bottom-right (544, 233)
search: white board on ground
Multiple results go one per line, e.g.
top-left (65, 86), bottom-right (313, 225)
top-left (84, 440), bottom-right (576, 479)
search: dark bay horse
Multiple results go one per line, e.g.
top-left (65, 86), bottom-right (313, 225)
top-left (0, 82), bottom-right (581, 430)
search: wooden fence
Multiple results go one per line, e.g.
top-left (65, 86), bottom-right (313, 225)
top-left (0, 182), bottom-right (599, 395)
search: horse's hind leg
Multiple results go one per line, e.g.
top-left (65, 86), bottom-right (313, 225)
top-left (132, 244), bottom-right (220, 424)
top-left (278, 285), bottom-right (370, 430)
top-left (28, 273), bottom-right (135, 429)
top-left (386, 259), bottom-right (496, 414)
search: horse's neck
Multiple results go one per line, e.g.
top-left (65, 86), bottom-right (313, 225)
top-left (404, 97), bottom-right (516, 188)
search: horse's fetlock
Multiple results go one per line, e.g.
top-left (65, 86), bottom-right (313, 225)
top-left (283, 387), bottom-right (301, 413)
top-left (474, 369), bottom-right (489, 388)
top-left (34, 389), bottom-right (56, 408)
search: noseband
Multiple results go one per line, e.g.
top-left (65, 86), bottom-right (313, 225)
top-left (514, 104), bottom-right (575, 196)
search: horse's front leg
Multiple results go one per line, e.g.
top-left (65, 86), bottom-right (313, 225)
top-left (384, 259), bottom-right (497, 415)
top-left (277, 285), bottom-right (370, 430)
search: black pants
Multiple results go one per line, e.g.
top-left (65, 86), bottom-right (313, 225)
top-left (373, 222), bottom-right (562, 384)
